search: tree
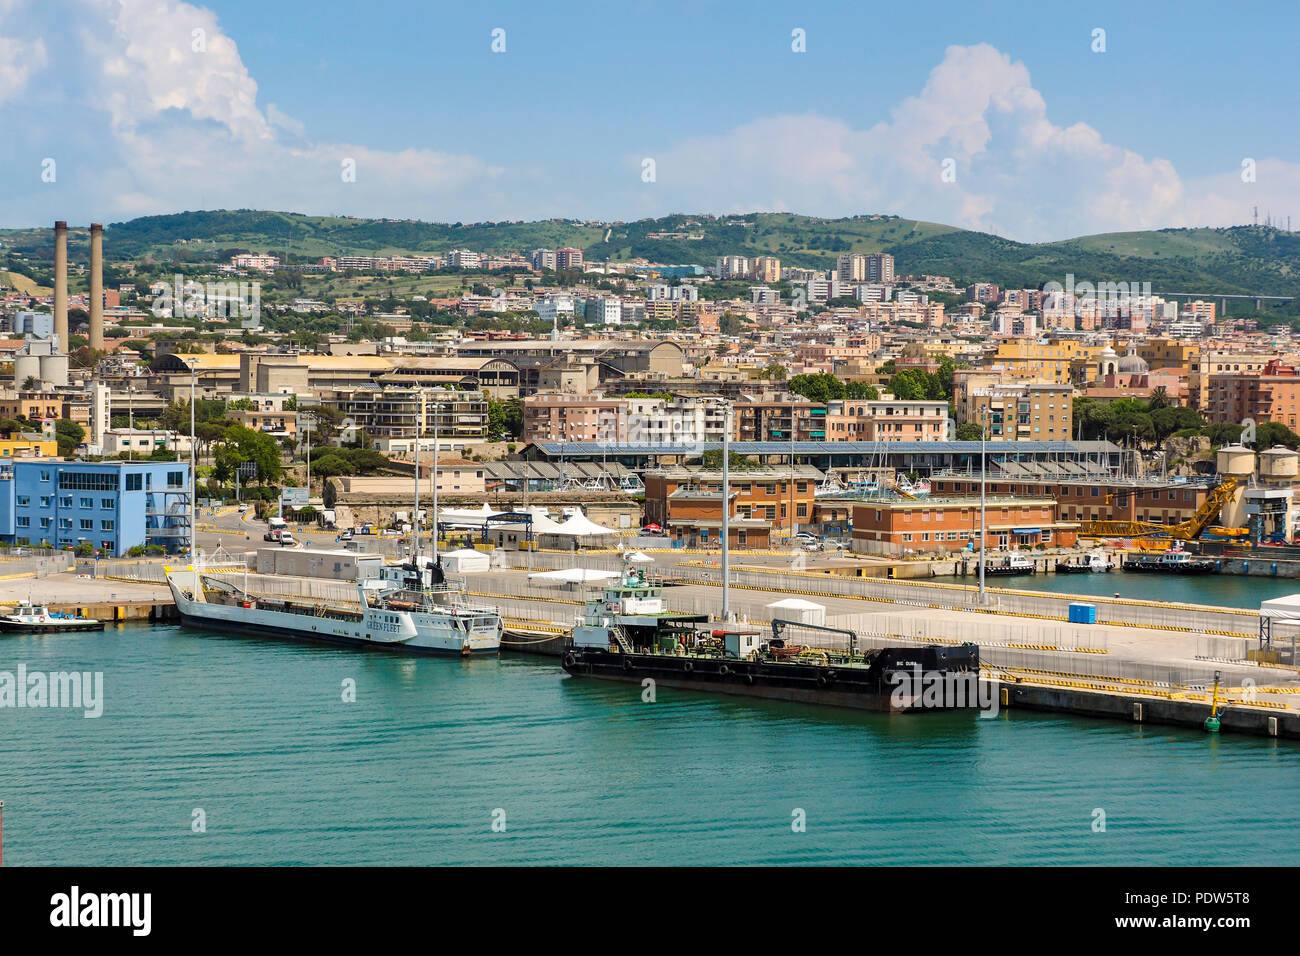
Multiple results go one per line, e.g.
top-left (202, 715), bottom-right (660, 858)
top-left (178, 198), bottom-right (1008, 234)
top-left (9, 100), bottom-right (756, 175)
top-left (956, 422), bottom-right (984, 441)
top-left (1255, 421), bottom-right (1300, 450)
top-left (787, 372), bottom-right (844, 404)
top-left (55, 418), bottom-right (85, 457)
top-left (215, 426), bottom-right (283, 485)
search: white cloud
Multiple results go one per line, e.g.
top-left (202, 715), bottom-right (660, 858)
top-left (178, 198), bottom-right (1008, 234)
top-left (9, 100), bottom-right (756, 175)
top-left (0, 0), bottom-right (502, 223)
top-left (0, 0), bottom-right (47, 107)
top-left (646, 43), bottom-right (1297, 242)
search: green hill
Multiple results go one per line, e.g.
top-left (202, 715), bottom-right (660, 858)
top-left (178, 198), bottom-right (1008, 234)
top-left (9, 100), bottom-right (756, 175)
top-left (2, 210), bottom-right (1298, 297)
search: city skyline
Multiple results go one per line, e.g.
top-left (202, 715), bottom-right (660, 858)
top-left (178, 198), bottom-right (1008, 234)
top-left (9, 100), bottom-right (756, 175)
top-left (1, 0), bottom-right (1298, 241)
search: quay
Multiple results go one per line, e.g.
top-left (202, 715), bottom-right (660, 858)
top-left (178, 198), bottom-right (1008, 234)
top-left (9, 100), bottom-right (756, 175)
top-left (3, 561), bottom-right (1298, 739)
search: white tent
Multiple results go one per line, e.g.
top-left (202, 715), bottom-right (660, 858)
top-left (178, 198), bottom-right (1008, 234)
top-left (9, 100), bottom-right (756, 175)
top-left (528, 568), bottom-right (620, 584)
top-left (438, 506), bottom-right (503, 527)
top-left (441, 548), bottom-right (490, 573)
top-left (555, 509), bottom-right (618, 538)
top-left (624, 550), bottom-right (654, 564)
top-left (526, 509), bottom-right (568, 534)
top-left (765, 597), bottom-right (826, 626)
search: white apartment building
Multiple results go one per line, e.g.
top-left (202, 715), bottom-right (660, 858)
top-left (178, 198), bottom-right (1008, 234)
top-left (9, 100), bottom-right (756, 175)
top-left (446, 249), bottom-right (481, 269)
top-left (535, 294), bottom-right (576, 327)
top-left (626, 395), bottom-right (729, 445)
top-left (585, 297), bottom-right (623, 326)
top-left (647, 284), bottom-right (699, 301)
top-left (750, 286), bottom-right (779, 306)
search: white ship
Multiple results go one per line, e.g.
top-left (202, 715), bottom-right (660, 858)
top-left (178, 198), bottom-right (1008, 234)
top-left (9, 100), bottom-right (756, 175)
top-left (369, 558), bottom-right (503, 655)
top-left (165, 564), bottom-right (502, 655)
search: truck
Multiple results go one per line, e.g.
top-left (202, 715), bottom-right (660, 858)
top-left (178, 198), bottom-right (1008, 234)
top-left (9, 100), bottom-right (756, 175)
top-left (319, 509), bottom-right (337, 530)
top-left (264, 516), bottom-right (288, 542)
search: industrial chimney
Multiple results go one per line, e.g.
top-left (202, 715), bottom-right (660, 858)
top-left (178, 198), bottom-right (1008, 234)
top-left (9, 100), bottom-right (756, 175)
top-left (53, 221), bottom-right (68, 350)
top-left (89, 222), bottom-right (104, 351)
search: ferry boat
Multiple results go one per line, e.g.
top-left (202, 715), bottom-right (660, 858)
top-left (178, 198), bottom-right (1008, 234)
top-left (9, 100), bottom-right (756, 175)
top-left (562, 567), bottom-right (983, 712)
top-left (370, 558), bottom-right (503, 655)
top-left (1055, 550), bottom-right (1112, 574)
top-left (982, 552), bottom-right (1035, 576)
top-left (165, 564), bottom-right (501, 654)
top-left (1122, 544), bottom-right (1217, 574)
top-left (0, 601), bottom-right (103, 633)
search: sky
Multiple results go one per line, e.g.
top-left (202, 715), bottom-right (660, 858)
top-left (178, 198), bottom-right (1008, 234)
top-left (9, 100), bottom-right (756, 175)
top-left (1, 0), bottom-right (1298, 241)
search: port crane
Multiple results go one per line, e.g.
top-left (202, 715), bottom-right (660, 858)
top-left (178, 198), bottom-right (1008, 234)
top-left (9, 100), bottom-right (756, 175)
top-left (1078, 476), bottom-right (1238, 541)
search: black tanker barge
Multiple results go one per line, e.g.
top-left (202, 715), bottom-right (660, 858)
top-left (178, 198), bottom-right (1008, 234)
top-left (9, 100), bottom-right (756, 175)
top-left (560, 567), bottom-right (984, 713)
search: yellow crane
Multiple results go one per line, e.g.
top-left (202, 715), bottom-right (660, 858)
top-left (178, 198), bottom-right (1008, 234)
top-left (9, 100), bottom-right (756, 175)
top-left (1078, 476), bottom-right (1238, 541)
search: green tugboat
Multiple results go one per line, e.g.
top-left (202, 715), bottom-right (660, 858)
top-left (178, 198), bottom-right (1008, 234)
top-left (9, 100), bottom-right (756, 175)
top-left (561, 565), bottom-right (983, 713)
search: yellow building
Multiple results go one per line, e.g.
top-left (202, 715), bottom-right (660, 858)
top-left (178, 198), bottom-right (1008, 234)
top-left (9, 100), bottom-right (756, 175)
top-left (986, 340), bottom-right (1109, 385)
top-left (0, 434), bottom-right (58, 458)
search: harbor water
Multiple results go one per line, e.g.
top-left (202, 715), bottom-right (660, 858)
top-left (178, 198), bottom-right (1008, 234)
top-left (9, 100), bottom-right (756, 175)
top-left (2, 623), bottom-right (1298, 866)
top-left (932, 569), bottom-right (1300, 609)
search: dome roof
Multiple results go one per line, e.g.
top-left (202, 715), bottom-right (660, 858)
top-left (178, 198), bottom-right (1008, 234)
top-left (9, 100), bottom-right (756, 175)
top-left (1098, 345), bottom-right (1118, 358)
top-left (1117, 347), bottom-right (1148, 373)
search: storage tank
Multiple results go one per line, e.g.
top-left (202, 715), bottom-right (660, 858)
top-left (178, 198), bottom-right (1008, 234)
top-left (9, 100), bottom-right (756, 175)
top-left (1217, 444), bottom-right (1256, 478)
top-left (39, 353), bottom-right (68, 388)
top-left (13, 354), bottom-right (40, 389)
top-left (1259, 446), bottom-right (1299, 481)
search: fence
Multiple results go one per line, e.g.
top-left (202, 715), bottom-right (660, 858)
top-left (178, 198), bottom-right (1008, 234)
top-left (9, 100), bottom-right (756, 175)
top-left (0, 552), bottom-right (74, 578)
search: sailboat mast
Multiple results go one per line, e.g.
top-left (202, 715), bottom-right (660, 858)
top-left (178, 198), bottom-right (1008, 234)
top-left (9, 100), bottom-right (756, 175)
top-left (721, 404), bottom-right (731, 622)
top-left (432, 410), bottom-right (439, 563)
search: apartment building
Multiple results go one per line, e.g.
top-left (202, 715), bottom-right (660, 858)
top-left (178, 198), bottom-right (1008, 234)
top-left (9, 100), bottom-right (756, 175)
top-left (837, 253), bottom-right (894, 283)
top-left (315, 386), bottom-right (489, 442)
top-left (959, 383), bottom-right (1073, 441)
top-left (733, 396), bottom-right (826, 441)
top-left (446, 250), bottom-right (481, 269)
top-left (753, 256), bottom-right (781, 283)
top-left (555, 248), bottom-right (584, 271)
top-left (625, 395), bottom-right (729, 445)
top-left (521, 392), bottom-right (628, 443)
top-left (1205, 360), bottom-right (1300, 429)
top-left (1190, 350), bottom-right (1279, 411)
top-left (825, 399), bottom-right (948, 442)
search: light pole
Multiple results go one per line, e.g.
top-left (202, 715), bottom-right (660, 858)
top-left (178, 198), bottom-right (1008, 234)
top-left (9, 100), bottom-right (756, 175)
top-left (979, 407), bottom-right (987, 604)
top-left (187, 360), bottom-right (197, 559)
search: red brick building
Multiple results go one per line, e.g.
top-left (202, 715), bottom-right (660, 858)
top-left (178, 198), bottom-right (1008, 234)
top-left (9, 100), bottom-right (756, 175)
top-left (850, 497), bottom-right (1076, 555)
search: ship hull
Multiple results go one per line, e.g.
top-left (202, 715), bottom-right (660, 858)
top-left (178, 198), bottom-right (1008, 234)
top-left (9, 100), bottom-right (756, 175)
top-left (173, 606), bottom-right (496, 654)
top-left (0, 620), bottom-right (104, 633)
top-left (1121, 562), bottom-right (1217, 574)
top-left (166, 572), bottom-right (498, 656)
top-left (561, 647), bottom-right (985, 713)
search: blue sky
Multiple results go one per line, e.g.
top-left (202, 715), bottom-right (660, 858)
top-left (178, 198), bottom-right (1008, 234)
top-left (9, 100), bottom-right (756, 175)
top-left (2, 0), bottom-right (1297, 240)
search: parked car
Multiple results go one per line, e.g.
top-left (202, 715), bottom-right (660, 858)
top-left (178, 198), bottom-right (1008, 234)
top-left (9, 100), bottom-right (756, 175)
top-left (278, 533), bottom-right (297, 547)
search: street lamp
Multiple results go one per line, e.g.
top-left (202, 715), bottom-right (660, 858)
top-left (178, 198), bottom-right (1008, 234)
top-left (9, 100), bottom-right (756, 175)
top-left (183, 359), bottom-right (197, 559)
top-left (979, 407), bottom-right (988, 604)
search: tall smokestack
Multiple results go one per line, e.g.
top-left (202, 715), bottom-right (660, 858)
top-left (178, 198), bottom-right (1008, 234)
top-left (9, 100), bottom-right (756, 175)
top-left (89, 223), bottom-right (104, 351)
top-left (53, 221), bottom-right (68, 350)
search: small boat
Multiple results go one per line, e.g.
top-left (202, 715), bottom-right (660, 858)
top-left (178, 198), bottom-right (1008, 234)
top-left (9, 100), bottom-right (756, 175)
top-left (1055, 550), bottom-right (1112, 573)
top-left (0, 601), bottom-right (104, 633)
top-left (1122, 544), bottom-right (1217, 574)
top-left (982, 552), bottom-right (1035, 576)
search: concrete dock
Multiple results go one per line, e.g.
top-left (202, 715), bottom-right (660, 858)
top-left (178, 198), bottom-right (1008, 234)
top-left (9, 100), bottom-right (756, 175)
top-left (5, 562), bottom-right (1297, 739)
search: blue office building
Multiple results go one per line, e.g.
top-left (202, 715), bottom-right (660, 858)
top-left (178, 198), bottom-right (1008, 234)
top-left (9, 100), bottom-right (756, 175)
top-left (0, 460), bottom-right (191, 555)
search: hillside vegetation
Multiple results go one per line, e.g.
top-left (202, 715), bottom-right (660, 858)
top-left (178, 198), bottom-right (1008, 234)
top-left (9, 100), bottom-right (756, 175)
top-left (2, 211), bottom-right (1297, 296)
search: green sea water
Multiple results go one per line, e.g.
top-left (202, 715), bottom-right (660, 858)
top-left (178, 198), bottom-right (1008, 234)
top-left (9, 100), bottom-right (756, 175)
top-left (931, 569), bottom-right (1300, 609)
top-left (1, 623), bottom-right (1296, 866)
